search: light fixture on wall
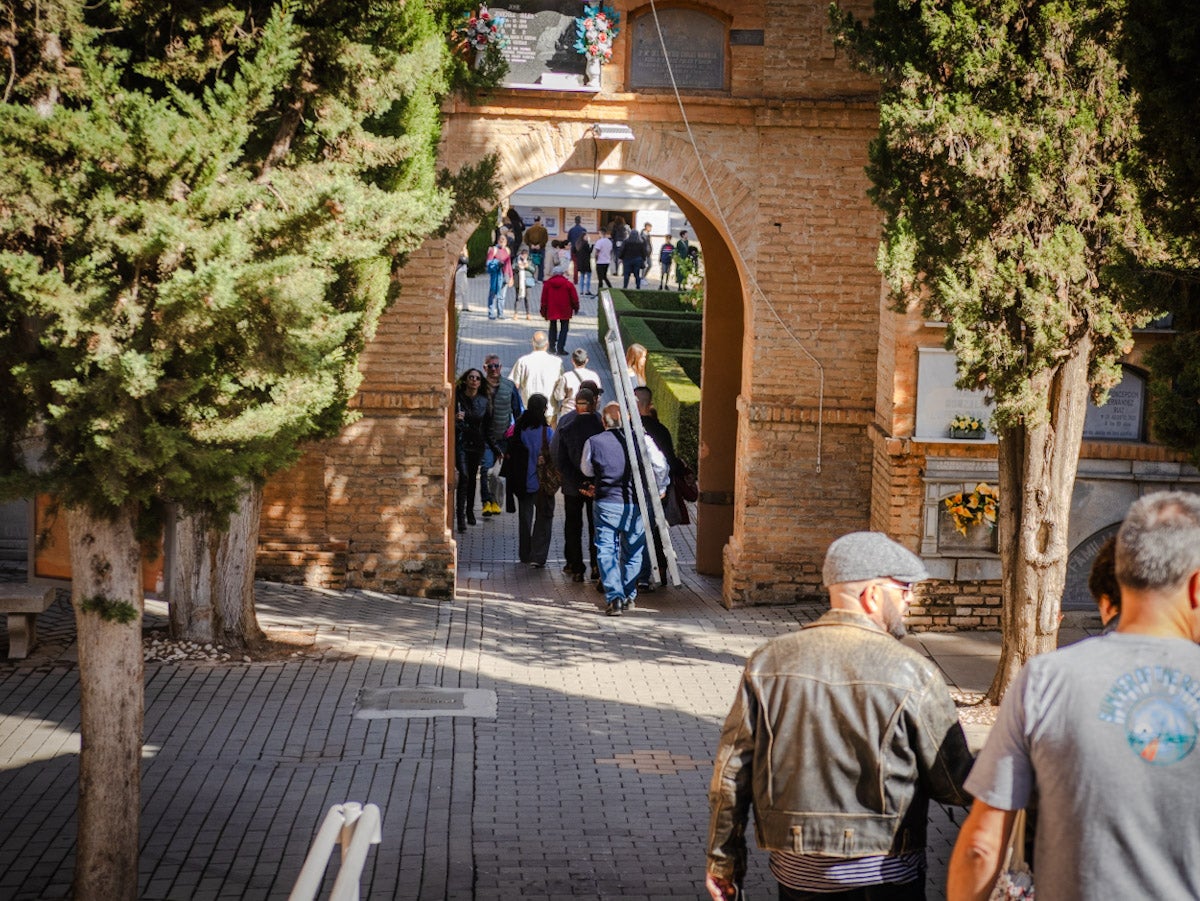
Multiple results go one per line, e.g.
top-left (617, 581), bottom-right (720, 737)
top-left (591, 122), bottom-right (635, 141)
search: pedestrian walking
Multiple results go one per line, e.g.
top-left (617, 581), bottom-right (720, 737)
top-left (507, 395), bottom-right (557, 568)
top-left (540, 265), bottom-right (580, 356)
top-left (454, 368), bottom-right (494, 533)
top-left (485, 235), bottom-right (513, 320)
top-left (480, 354), bottom-right (522, 517)
top-left (513, 247), bottom-right (536, 320)
top-left (948, 490), bottom-right (1200, 901)
top-left (705, 531), bottom-right (973, 901)
top-left (553, 387), bottom-right (604, 584)
top-left (580, 402), bottom-right (669, 616)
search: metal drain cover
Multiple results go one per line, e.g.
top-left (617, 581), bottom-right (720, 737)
top-left (355, 687), bottom-right (497, 719)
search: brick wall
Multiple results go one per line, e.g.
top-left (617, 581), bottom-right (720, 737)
top-left (258, 1), bottom-right (894, 606)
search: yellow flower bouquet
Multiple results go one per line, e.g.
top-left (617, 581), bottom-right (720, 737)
top-left (943, 482), bottom-right (998, 536)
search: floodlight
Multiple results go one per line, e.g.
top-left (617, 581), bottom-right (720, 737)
top-left (591, 123), bottom-right (635, 142)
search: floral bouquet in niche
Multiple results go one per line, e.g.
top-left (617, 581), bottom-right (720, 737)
top-left (944, 482), bottom-right (999, 536)
top-left (451, 4), bottom-right (508, 67)
top-left (575, 5), bottom-right (620, 62)
top-left (948, 413), bottom-right (986, 438)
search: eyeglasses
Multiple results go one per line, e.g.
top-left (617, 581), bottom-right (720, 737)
top-left (889, 579), bottom-right (914, 600)
top-left (465, 375), bottom-right (481, 381)
top-left (485, 363), bottom-right (501, 370)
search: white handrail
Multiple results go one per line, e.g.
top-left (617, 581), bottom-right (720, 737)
top-left (289, 802), bottom-right (382, 901)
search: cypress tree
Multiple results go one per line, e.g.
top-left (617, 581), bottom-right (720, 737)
top-left (0, 1), bottom-right (492, 894)
top-left (832, 0), bottom-right (1153, 701)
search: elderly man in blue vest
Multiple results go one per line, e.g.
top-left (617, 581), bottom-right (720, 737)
top-left (579, 401), bottom-right (669, 617)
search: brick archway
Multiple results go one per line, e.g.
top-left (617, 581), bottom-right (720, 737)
top-left (258, 15), bottom-right (886, 605)
top-left (452, 122), bottom-right (753, 581)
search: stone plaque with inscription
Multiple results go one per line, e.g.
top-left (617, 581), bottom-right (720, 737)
top-left (1083, 368), bottom-right (1145, 441)
top-left (630, 9), bottom-right (726, 91)
top-left (1062, 523), bottom-right (1120, 611)
top-left (493, 2), bottom-right (586, 88)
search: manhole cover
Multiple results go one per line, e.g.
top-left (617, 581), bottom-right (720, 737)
top-left (355, 687), bottom-right (497, 720)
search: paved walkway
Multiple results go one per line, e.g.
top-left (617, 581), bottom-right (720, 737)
top-left (0, 280), bottom-right (1100, 899)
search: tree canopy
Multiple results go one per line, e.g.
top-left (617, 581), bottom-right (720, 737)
top-left (832, 0), bottom-right (1154, 415)
top-left (0, 0), bottom-right (487, 521)
top-left (1121, 0), bottom-right (1200, 464)
top-left (832, 0), bottom-right (1157, 698)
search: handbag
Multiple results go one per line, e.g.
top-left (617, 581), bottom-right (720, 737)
top-left (987, 809), bottom-right (1034, 900)
top-left (536, 426), bottom-right (561, 494)
top-left (678, 462), bottom-right (698, 502)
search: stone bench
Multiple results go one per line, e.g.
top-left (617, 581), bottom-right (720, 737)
top-left (0, 584), bottom-right (57, 660)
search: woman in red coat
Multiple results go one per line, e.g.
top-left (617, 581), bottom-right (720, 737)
top-left (539, 264), bottom-right (580, 356)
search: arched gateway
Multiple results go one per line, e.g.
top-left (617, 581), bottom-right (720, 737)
top-left (256, 2), bottom-right (888, 606)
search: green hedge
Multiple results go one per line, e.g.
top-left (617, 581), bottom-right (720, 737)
top-left (599, 289), bottom-right (702, 469)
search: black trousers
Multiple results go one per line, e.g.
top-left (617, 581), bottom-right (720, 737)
top-left (562, 494), bottom-right (597, 574)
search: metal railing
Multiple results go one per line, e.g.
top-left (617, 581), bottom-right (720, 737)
top-left (289, 802), bottom-right (382, 901)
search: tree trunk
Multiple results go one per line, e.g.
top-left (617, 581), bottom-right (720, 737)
top-left (165, 483), bottom-right (264, 648)
top-left (67, 503), bottom-right (143, 901)
top-left (214, 482), bottom-right (265, 647)
top-left (987, 334), bottom-right (1093, 703)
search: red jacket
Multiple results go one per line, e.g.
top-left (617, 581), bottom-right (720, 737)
top-left (540, 274), bottom-right (579, 320)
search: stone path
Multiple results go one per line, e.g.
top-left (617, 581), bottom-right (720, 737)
top-left (0, 278), bottom-right (1102, 899)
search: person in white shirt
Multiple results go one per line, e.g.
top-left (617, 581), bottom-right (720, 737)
top-left (551, 348), bottom-right (602, 424)
top-left (593, 227), bottom-right (614, 291)
top-left (509, 331), bottom-right (563, 406)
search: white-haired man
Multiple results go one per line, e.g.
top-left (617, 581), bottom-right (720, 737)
top-left (948, 490), bottom-right (1200, 901)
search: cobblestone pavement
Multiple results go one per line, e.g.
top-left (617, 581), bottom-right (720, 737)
top-left (0, 280), bottom-right (1099, 899)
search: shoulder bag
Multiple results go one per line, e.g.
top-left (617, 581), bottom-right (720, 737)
top-left (987, 809), bottom-right (1034, 900)
top-left (536, 426), bottom-right (561, 495)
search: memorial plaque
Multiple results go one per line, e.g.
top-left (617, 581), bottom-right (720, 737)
top-left (1083, 368), bottom-right (1145, 441)
top-left (630, 9), bottom-right (726, 91)
top-left (493, 2), bottom-right (586, 88)
top-left (1062, 523), bottom-right (1120, 611)
top-left (915, 348), bottom-right (993, 440)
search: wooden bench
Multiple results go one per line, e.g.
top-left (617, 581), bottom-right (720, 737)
top-left (0, 584), bottom-right (57, 660)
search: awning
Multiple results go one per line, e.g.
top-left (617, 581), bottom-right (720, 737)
top-left (510, 172), bottom-right (677, 211)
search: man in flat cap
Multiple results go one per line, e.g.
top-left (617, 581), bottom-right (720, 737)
top-left (705, 532), bottom-right (974, 901)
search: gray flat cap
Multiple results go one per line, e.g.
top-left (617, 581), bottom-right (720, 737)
top-left (822, 532), bottom-right (929, 587)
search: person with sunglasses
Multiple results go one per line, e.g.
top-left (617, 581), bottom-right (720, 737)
top-left (706, 532), bottom-right (973, 901)
top-left (480, 355), bottom-right (523, 517)
top-left (454, 368), bottom-right (496, 533)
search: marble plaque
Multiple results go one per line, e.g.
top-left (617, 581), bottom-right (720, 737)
top-left (630, 9), bottom-right (726, 90)
top-left (1062, 523), bottom-right (1120, 611)
top-left (493, 2), bottom-right (585, 88)
top-left (915, 348), bottom-right (993, 440)
top-left (1083, 368), bottom-right (1145, 441)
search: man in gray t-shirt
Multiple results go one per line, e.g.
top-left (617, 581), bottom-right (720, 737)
top-left (948, 490), bottom-right (1200, 901)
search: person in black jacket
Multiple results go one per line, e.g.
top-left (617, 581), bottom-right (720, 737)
top-left (553, 388), bottom-right (604, 582)
top-left (455, 368), bottom-right (495, 533)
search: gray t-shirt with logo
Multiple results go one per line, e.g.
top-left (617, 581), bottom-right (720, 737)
top-left (966, 633), bottom-right (1200, 901)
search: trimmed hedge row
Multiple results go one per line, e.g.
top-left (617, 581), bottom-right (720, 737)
top-left (599, 289), bottom-right (702, 469)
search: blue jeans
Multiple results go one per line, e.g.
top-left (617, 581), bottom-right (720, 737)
top-left (594, 501), bottom-right (645, 605)
top-left (488, 270), bottom-right (507, 319)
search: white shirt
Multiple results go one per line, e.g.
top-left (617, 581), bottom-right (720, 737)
top-left (551, 366), bottom-right (601, 418)
top-left (593, 237), bottom-right (613, 265)
top-left (509, 350), bottom-right (563, 406)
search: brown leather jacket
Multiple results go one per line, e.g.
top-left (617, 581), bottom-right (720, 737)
top-left (706, 609), bottom-right (973, 884)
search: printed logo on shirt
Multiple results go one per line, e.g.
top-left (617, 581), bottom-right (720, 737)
top-left (1098, 666), bottom-right (1200, 765)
